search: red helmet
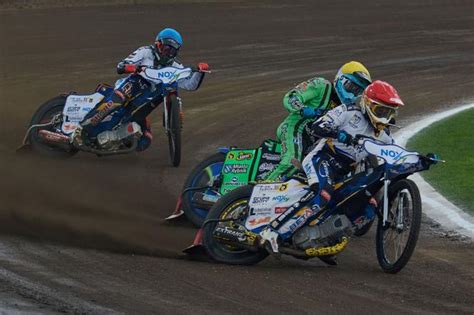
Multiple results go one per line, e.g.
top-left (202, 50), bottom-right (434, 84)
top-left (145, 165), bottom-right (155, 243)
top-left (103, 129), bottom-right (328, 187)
top-left (361, 80), bottom-right (404, 131)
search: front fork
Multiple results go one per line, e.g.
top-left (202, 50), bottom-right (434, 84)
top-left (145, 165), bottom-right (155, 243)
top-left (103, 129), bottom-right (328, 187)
top-left (383, 176), bottom-right (390, 227)
top-left (162, 92), bottom-right (183, 134)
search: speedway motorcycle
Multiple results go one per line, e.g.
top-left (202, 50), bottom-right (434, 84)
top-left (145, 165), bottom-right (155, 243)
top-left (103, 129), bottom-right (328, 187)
top-left (168, 138), bottom-right (376, 238)
top-left (200, 136), bottom-right (441, 273)
top-left (166, 139), bottom-right (284, 225)
top-left (21, 66), bottom-right (207, 167)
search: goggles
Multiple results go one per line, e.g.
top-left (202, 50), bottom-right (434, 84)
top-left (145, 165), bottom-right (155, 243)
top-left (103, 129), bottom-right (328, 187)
top-left (156, 40), bottom-right (180, 58)
top-left (366, 98), bottom-right (398, 121)
top-left (342, 76), bottom-right (364, 95)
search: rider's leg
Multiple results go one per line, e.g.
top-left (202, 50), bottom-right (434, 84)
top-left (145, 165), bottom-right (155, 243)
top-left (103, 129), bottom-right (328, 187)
top-left (302, 149), bottom-right (336, 210)
top-left (261, 147), bottom-right (355, 257)
top-left (128, 94), bottom-right (164, 152)
top-left (264, 114), bottom-right (309, 181)
top-left (259, 149), bottom-right (335, 253)
top-left (77, 75), bottom-right (149, 140)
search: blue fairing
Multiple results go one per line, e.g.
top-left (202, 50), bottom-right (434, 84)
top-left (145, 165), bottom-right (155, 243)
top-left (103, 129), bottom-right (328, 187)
top-left (97, 86), bottom-right (114, 98)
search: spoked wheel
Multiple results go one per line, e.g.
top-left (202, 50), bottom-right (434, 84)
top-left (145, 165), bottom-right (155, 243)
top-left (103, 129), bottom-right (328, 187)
top-left (376, 179), bottom-right (422, 273)
top-left (182, 152), bottom-right (226, 227)
top-left (203, 185), bottom-right (268, 265)
top-left (28, 95), bottom-right (77, 158)
top-left (166, 94), bottom-right (182, 167)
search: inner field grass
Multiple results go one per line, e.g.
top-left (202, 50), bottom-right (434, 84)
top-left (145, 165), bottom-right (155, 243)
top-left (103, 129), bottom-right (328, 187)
top-left (407, 108), bottom-right (474, 214)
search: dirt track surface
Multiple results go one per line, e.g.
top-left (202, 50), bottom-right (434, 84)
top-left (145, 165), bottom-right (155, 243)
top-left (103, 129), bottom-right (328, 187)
top-left (1, 0), bottom-right (474, 313)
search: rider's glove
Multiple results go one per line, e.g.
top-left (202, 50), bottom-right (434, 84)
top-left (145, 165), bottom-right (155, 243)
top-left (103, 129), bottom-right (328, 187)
top-left (337, 130), bottom-right (353, 145)
top-left (197, 62), bottom-right (210, 72)
top-left (124, 64), bottom-right (138, 73)
top-left (300, 107), bottom-right (322, 118)
top-left (300, 107), bottom-right (316, 118)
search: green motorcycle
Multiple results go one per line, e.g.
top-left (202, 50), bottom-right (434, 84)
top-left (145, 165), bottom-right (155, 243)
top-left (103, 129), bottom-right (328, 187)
top-left (166, 139), bottom-right (282, 227)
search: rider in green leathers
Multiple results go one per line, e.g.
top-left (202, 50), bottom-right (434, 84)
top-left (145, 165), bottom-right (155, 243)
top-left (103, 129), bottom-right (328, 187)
top-left (263, 61), bottom-right (372, 181)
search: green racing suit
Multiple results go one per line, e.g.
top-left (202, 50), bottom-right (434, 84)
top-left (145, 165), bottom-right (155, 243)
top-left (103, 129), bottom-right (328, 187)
top-left (264, 77), bottom-right (338, 181)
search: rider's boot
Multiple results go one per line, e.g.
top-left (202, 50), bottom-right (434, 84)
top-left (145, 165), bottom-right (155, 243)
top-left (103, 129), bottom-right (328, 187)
top-left (136, 118), bottom-right (153, 152)
top-left (258, 227), bottom-right (281, 255)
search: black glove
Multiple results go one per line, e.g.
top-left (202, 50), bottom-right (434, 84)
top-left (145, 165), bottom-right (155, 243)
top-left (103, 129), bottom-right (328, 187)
top-left (336, 130), bottom-right (353, 145)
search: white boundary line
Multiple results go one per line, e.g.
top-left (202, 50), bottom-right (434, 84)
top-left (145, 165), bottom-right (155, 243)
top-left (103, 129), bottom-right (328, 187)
top-left (395, 104), bottom-right (474, 239)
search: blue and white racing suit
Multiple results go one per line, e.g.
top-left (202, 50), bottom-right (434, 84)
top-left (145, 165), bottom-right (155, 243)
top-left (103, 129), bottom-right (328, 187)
top-left (302, 101), bottom-right (393, 208)
top-left (81, 45), bottom-right (205, 151)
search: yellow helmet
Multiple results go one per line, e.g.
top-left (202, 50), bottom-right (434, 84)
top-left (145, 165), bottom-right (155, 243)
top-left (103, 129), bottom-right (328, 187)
top-left (334, 61), bottom-right (372, 104)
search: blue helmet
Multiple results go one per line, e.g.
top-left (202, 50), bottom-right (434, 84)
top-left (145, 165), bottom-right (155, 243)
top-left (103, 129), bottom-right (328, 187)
top-left (156, 28), bottom-right (183, 48)
top-left (155, 28), bottom-right (183, 65)
top-left (334, 61), bottom-right (372, 105)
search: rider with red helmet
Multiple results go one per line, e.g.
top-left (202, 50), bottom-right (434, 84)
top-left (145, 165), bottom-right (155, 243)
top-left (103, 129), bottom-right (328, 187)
top-left (259, 81), bottom-right (404, 255)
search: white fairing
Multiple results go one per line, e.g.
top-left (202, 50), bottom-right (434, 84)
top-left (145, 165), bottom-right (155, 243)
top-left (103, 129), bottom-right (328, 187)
top-left (139, 66), bottom-right (193, 85)
top-left (363, 140), bottom-right (420, 165)
top-left (61, 93), bottom-right (104, 134)
top-left (245, 180), bottom-right (308, 230)
top-left (120, 45), bottom-right (204, 91)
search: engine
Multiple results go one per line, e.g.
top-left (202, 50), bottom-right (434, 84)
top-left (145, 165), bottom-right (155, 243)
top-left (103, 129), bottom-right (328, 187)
top-left (292, 214), bottom-right (353, 250)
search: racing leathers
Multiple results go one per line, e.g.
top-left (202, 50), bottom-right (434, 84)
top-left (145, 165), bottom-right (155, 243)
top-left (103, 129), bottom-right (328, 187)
top-left (259, 99), bottom-right (392, 254)
top-left (79, 45), bottom-right (205, 151)
top-left (263, 77), bottom-right (339, 181)
top-left (302, 100), bottom-right (392, 208)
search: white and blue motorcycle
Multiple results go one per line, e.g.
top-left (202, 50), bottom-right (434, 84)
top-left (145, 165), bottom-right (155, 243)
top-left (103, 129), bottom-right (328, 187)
top-left (201, 136), bottom-right (442, 273)
top-left (21, 66), bottom-right (205, 166)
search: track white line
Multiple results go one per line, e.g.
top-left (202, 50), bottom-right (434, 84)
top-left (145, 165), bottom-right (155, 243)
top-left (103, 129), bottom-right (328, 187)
top-left (395, 104), bottom-right (474, 239)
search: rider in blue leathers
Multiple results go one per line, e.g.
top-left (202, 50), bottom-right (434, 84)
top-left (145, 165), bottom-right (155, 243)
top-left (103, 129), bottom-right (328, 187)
top-left (74, 28), bottom-right (209, 151)
top-left (259, 81), bottom-right (404, 258)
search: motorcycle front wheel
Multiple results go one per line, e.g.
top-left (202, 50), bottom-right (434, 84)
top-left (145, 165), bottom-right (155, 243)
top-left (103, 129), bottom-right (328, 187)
top-left (376, 179), bottom-right (422, 273)
top-left (166, 94), bottom-right (181, 167)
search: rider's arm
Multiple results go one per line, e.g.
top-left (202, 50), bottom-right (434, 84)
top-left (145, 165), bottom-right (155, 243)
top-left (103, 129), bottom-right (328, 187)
top-left (282, 78), bottom-right (332, 114)
top-left (173, 61), bottom-right (206, 91)
top-left (117, 46), bottom-right (149, 74)
top-left (310, 104), bottom-right (348, 138)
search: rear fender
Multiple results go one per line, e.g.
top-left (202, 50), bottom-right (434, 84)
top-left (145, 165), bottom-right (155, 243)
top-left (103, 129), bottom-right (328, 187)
top-left (218, 147), bottom-right (230, 154)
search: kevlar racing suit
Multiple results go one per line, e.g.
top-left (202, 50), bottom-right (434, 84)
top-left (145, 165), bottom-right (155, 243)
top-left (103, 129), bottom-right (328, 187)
top-left (264, 77), bottom-right (339, 181)
top-left (302, 100), bottom-right (393, 210)
top-left (80, 45), bottom-right (205, 151)
top-left (259, 100), bottom-right (392, 255)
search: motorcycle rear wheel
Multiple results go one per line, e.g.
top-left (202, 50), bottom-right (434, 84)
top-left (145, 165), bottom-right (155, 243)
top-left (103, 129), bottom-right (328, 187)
top-left (28, 95), bottom-right (77, 158)
top-left (376, 179), bottom-right (422, 273)
top-left (203, 185), bottom-right (268, 265)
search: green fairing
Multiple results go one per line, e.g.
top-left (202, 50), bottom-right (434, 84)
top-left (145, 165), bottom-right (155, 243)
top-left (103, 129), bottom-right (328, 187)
top-left (219, 140), bottom-right (281, 195)
top-left (264, 77), bottom-right (336, 181)
top-left (219, 149), bottom-right (260, 194)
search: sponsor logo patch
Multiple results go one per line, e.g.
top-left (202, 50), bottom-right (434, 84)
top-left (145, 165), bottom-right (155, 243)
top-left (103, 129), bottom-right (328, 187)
top-left (274, 207), bottom-right (288, 214)
top-left (248, 216), bottom-right (271, 226)
top-left (272, 195), bottom-right (290, 203)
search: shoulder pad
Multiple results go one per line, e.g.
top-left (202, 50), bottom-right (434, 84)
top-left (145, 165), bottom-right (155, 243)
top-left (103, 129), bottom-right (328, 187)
top-left (308, 77), bottom-right (331, 86)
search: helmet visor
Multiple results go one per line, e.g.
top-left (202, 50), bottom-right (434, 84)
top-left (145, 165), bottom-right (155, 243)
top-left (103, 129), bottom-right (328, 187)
top-left (342, 76), bottom-right (364, 96)
top-left (160, 44), bottom-right (179, 58)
